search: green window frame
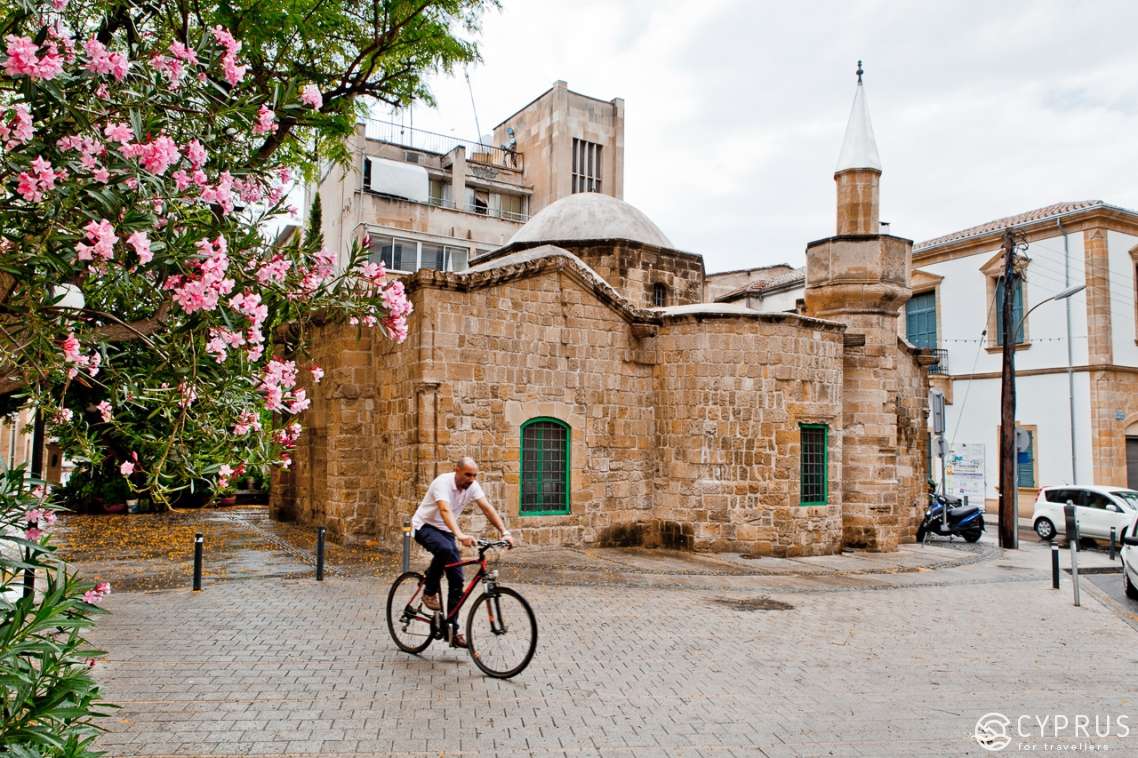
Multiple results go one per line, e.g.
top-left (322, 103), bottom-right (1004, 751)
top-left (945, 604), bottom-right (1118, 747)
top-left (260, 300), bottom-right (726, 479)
top-left (905, 290), bottom-right (937, 349)
top-left (996, 276), bottom-right (1025, 346)
top-left (519, 417), bottom-right (570, 516)
top-left (800, 424), bottom-right (828, 506)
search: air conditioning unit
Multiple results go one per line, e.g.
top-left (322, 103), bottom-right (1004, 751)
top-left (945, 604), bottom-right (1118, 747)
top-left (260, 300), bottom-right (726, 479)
top-left (364, 156), bottom-right (429, 203)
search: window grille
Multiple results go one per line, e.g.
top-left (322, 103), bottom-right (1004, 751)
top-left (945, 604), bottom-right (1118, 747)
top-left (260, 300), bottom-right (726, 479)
top-left (800, 424), bottom-right (828, 506)
top-left (520, 418), bottom-right (570, 515)
top-left (653, 283), bottom-right (667, 307)
top-left (571, 138), bottom-right (602, 193)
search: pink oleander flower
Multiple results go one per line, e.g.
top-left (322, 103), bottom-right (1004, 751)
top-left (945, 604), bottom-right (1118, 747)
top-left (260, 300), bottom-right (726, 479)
top-left (95, 581), bottom-right (110, 595)
top-left (75, 218), bottom-right (116, 262)
top-left (300, 84), bottom-right (322, 109)
top-left (82, 589), bottom-right (101, 604)
top-left (169, 41), bottom-right (199, 66)
top-left (286, 389), bottom-right (310, 415)
top-left (92, 166), bottom-right (109, 183)
top-left (61, 333), bottom-right (81, 362)
top-left (123, 135), bottom-right (181, 175)
top-left (252, 104), bottom-right (275, 135)
top-left (53, 408), bottom-right (72, 424)
top-left (0, 104), bottom-right (33, 149)
top-left (103, 121), bottom-right (133, 144)
top-left (96, 399), bottom-right (113, 422)
top-left (310, 366), bottom-right (324, 383)
top-left (184, 139), bottom-right (207, 169)
top-left (211, 26), bottom-right (247, 86)
top-left (150, 53), bottom-right (184, 89)
top-left (52, 0), bottom-right (69, 9)
top-left (232, 410), bottom-right (262, 436)
top-left (279, 452), bottom-right (292, 469)
top-left (83, 37), bottom-right (129, 81)
top-left (26, 527), bottom-right (42, 540)
top-left (25, 508), bottom-right (43, 523)
top-left (5, 35), bottom-right (63, 80)
top-left (256, 254), bottom-right (291, 285)
top-left (126, 230), bottom-right (152, 264)
top-left (119, 460), bottom-right (134, 476)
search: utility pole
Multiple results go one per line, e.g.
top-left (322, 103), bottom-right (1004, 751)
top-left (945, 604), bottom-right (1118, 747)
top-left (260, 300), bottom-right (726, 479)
top-left (998, 227), bottom-right (1019, 549)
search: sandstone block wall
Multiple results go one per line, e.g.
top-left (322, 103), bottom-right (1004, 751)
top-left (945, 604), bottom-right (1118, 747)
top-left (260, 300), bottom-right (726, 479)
top-left (652, 316), bottom-right (846, 556)
top-left (567, 242), bottom-right (704, 309)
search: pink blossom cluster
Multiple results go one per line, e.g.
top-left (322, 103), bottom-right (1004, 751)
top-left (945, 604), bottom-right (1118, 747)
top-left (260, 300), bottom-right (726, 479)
top-left (16, 155), bottom-right (61, 202)
top-left (381, 280), bottom-right (413, 343)
top-left (357, 260), bottom-right (387, 285)
top-left (199, 170), bottom-right (235, 214)
top-left (185, 139), bottom-right (207, 168)
top-left (75, 218), bottom-right (116, 262)
top-left (253, 104), bottom-right (275, 135)
top-left (0, 104), bottom-right (33, 149)
top-left (96, 399), bottom-right (113, 422)
top-left (82, 38), bottom-right (129, 81)
top-left (165, 236), bottom-right (235, 314)
top-left (295, 250), bottom-right (336, 295)
top-left (122, 135), bottom-right (181, 175)
top-left (4, 35), bottom-right (63, 80)
top-left (210, 26), bottom-right (247, 86)
top-left (126, 230), bottom-right (153, 265)
top-left (178, 382), bottom-right (197, 408)
top-left (232, 410), bottom-right (262, 436)
top-left (310, 366), bottom-right (324, 383)
top-left (82, 581), bottom-right (111, 605)
top-left (150, 54), bottom-right (185, 89)
top-left (119, 451), bottom-right (139, 477)
top-left (258, 358), bottom-right (309, 414)
top-left (59, 134), bottom-right (106, 176)
top-left (272, 421), bottom-right (302, 448)
top-left (205, 327), bottom-right (244, 363)
top-left (53, 408), bottom-right (73, 424)
top-left (217, 462), bottom-right (244, 488)
top-left (300, 84), bottom-right (323, 109)
top-left (24, 507), bottom-right (57, 541)
top-left (256, 254), bottom-right (291, 285)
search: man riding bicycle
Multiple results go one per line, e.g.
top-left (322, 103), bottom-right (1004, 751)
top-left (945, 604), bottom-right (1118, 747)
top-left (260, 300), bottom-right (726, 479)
top-left (412, 456), bottom-right (514, 648)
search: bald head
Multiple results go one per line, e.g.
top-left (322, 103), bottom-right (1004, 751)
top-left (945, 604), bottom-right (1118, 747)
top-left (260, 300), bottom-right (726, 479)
top-left (454, 456), bottom-right (479, 490)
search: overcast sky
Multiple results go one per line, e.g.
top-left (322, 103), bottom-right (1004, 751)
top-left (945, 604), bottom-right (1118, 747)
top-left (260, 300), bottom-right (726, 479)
top-left (400, 0), bottom-right (1138, 274)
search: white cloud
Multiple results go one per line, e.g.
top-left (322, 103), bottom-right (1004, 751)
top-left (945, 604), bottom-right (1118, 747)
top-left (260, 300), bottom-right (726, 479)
top-left (407, 0), bottom-right (1138, 272)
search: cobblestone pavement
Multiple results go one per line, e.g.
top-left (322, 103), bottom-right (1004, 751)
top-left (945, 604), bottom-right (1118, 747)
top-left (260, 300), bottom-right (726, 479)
top-left (79, 516), bottom-right (1138, 758)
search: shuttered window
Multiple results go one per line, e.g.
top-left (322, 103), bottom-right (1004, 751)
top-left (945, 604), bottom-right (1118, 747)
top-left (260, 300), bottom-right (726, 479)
top-left (905, 291), bottom-right (937, 349)
top-left (996, 277), bottom-right (1025, 346)
top-left (520, 418), bottom-right (570, 515)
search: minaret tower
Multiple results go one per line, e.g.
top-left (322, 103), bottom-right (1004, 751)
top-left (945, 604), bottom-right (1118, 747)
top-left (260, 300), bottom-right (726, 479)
top-left (805, 62), bottom-right (915, 551)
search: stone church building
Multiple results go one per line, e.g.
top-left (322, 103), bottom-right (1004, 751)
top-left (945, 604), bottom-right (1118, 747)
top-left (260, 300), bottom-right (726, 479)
top-left (272, 74), bottom-right (932, 557)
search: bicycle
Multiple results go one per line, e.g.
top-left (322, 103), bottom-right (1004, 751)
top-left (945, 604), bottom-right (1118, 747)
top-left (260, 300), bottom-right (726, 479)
top-left (386, 538), bottom-right (538, 678)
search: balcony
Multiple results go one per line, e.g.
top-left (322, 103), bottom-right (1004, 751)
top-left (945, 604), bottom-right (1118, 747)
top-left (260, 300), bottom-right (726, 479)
top-left (364, 119), bottom-right (524, 173)
top-left (927, 348), bottom-right (948, 376)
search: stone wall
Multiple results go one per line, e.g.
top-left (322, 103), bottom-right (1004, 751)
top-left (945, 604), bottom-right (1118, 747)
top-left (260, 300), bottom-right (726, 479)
top-left (1090, 368), bottom-right (1138, 487)
top-left (652, 314), bottom-right (846, 556)
top-left (561, 242), bottom-right (705, 309)
top-left (703, 265), bottom-right (796, 302)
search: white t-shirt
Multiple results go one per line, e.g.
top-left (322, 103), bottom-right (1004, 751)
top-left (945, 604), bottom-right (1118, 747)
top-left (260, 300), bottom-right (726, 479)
top-left (412, 472), bottom-right (486, 534)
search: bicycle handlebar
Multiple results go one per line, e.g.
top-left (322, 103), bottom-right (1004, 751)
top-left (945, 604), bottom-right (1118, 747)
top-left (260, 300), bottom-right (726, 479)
top-left (476, 538), bottom-right (513, 554)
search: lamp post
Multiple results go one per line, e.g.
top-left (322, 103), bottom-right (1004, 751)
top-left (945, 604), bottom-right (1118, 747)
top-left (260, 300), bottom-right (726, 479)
top-left (999, 282), bottom-right (1085, 549)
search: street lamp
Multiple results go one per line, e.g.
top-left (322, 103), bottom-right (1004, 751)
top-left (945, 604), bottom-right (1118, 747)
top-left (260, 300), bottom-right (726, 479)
top-left (999, 282), bottom-right (1086, 549)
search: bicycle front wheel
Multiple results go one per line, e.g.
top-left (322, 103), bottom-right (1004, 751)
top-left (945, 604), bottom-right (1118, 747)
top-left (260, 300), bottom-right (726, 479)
top-left (466, 586), bottom-right (537, 678)
top-left (386, 571), bottom-right (434, 654)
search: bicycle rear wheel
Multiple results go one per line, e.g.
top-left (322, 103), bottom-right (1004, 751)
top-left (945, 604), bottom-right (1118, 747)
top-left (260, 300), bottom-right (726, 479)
top-left (465, 586), bottom-right (537, 678)
top-left (386, 571), bottom-right (434, 654)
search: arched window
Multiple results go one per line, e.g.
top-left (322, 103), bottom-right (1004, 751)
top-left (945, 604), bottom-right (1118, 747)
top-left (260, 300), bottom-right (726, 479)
top-left (652, 283), bottom-right (668, 307)
top-left (519, 417), bottom-right (570, 515)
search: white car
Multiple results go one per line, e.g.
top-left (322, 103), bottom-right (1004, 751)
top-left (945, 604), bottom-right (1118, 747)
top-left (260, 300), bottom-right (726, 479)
top-left (1032, 485), bottom-right (1138, 542)
top-left (1121, 513), bottom-right (1138, 600)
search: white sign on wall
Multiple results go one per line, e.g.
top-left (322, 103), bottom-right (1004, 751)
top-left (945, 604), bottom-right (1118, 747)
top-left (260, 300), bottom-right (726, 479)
top-left (946, 443), bottom-right (986, 505)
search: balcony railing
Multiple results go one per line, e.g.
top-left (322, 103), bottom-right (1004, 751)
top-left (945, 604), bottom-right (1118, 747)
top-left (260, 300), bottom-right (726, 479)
top-left (927, 348), bottom-right (948, 376)
top-left (364, 119), bottom-right (524, 172)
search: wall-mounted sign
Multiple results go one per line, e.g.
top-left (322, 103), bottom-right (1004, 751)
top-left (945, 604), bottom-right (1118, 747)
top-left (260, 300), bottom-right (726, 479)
top-left (946, 443), bottom-right (986, 504)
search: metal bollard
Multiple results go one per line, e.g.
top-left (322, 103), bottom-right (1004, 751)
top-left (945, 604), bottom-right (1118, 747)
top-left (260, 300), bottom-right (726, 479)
top-left (193, 532), bottom-right (203, 591)
top-left (1051, 542), bottom-right (1060, 589)
top-left (402, 518), bottom-right (411, 573)
top-left (1109, 527), bottom-right (1117, 561)
top-left (316, 527), bottom-right (326, 581)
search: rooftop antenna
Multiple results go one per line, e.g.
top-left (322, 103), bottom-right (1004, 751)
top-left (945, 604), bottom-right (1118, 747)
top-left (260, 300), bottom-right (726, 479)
top-left (465, 69), bottom-right (483, 145)
top-left (856, 59), bottom-right (864, 84)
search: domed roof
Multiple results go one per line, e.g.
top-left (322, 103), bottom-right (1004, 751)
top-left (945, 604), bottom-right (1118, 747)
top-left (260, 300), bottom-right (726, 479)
top-left (508, 193), bottom-right (673, 248)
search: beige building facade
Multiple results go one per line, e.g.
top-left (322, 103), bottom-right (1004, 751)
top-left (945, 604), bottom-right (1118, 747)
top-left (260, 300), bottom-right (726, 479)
top-left (313, 81), bottom-right (625, 277)
top-left (272, 74), bottom-right (933, 556)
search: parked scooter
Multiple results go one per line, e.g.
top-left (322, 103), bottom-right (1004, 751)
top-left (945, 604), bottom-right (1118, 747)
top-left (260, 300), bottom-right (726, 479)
top-left (916, 492), bottom-right (985, 543)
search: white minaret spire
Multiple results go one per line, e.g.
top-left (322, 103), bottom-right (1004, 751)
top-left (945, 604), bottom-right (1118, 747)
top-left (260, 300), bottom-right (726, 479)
top-left (835, 60), bottom-right (882, 173)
